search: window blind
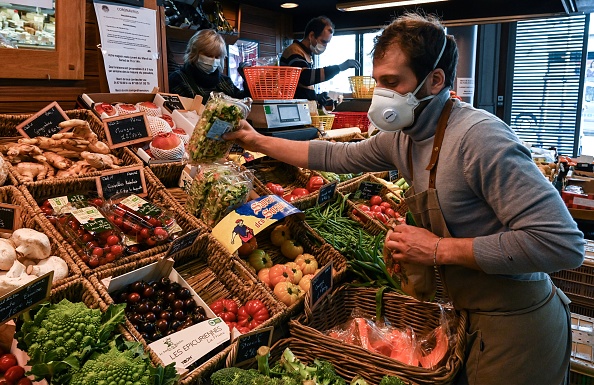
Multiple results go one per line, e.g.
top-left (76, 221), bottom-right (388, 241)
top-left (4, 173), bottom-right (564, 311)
top-left (510, 14), bottom-right (586, 156)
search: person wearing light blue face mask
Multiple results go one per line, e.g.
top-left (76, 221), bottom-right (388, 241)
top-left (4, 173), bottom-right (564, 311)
top-left (280, 16), bottom-right (360, 105)
top-left (224, 12), bottom-right (583, 385)
top-left (169, 29), bottom-right (249, 104)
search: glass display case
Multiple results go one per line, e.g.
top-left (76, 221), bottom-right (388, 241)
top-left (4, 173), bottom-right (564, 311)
top-left (0, 2), bottom-right (55, 49)
top-left (0, 0), bottom-right (84, 80)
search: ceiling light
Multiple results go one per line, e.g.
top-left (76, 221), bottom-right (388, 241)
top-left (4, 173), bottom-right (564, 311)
top-left (281, 2), bottom-right (299, 8)
top-left (337, 0), bottom-right (448, 12)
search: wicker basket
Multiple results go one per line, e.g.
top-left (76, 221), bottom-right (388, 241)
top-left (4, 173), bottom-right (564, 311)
top-left (19, 168), bottom-right (208, 277)
top-left (232, 214), bottom-right (348, 318)
top-left (289, 284), bottom-right (466, 385)
top-left (90, 232), bottom-right (287, 385)
top-left (243, 66), bottom-right (302, 100)
top-left (348, 76), bottom-right (376, 99)
top-left (244, 158), bottom-right (318, 202)
top-left (0, 185), bottom-right (81, 287)
top-left (551, 242), bottom-right (594, 313)
top-left (0, 109), bottom-right (143, 187)
top-left (311, 114), bottom-right (335, 130)
top-left (570, 312), bottom-right (594, 384)
top-left (333, 111), bottom-right (372, 132)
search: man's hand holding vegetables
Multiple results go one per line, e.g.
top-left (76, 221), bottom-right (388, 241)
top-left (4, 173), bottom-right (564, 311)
top-left (384, 224), bottom-right (477, 270)
top-left (225, 11), bottom-right (584, 385)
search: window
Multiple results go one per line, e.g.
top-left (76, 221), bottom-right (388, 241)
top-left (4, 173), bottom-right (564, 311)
top-left (317, 34), bottom-right (357, 93)
top-left (509, 15), bottom-right (586, 156)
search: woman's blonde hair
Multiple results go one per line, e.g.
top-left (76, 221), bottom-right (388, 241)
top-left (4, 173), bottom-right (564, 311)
top-left (185, 29), bottom-right (227, 65)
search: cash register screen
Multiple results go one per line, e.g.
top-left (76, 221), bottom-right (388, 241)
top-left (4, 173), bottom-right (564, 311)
top-left (277, 105), bottom-right (300, 122)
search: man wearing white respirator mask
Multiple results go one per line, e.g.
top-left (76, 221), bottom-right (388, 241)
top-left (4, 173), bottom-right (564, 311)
top-left (224, 13), bottom-right (583, 384)
top-left (169, 29), bottom-right (249, 104)
top-left (280, 16), bottom-right (360, 106)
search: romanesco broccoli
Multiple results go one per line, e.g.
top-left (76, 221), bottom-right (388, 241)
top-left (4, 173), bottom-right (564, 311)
top-left (70, 345), bottom-right (152, 385)
top-left (378, 375), bottom-right (406, 385)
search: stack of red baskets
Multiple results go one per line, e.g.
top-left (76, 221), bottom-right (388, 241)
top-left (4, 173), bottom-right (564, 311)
top-left (332, 111), bottom-right (371, 132)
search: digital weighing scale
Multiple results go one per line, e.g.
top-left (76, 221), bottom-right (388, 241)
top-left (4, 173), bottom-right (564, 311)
top-left (248, 99), bottom-right (320, 141)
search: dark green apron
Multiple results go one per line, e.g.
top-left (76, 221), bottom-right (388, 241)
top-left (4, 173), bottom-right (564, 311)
top-left (404, 99), bottom-right (572, 385)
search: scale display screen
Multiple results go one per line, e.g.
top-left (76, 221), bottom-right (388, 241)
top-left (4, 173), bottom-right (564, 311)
top-left (277, 105), bottom-right (300, 122)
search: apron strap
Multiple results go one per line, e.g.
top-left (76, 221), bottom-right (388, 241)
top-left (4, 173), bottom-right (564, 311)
top-left (426, 98), bottom-right (454, 188)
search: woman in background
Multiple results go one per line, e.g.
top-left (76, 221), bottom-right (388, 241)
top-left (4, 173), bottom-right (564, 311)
top-left (169, 29), bottom-right (248, 104)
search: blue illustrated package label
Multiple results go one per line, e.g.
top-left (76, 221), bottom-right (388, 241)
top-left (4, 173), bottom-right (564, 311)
top-left (206, 118), bottom-right (233, 141)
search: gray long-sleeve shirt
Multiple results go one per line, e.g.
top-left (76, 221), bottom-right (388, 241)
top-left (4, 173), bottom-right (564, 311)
top-left (308, 89), bottom-right (585, 279)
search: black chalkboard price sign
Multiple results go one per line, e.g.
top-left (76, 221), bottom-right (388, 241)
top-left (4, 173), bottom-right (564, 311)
top-left (0, 204), bottom-right (21, 234)
top-left (388, 170), bottom-right (399, 182)
top-left (354, 181), bottom-right (383, 200)
top-left (234, 326), bottom-right (274, 365)
top-left (316, 182), bottom-right (337, 206)
top-left (310, 262), bottom-right (333, 309)
top-left (15, 102), bottom-right (69, 138)
top-left (166, 229), bottom-right (201, 257)
top-left (160, 93), bottom-right (185, 112)
top-left (0, 271), bottom-right (53, 324)
top-left (96, 166), bottom-right (147, 200)
top-left (103, 112), bottom-right (152, 149)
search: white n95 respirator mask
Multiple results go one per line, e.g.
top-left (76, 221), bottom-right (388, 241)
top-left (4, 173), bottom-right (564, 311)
top-left (367, 35), bottom-right (448, 132)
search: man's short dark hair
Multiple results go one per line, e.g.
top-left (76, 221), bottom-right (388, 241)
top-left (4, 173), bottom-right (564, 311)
top-left (304, 16), bottom-right (334, 38)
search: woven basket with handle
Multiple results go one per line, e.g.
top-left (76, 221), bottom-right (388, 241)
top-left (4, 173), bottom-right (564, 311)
top-left (0, 109), bottom-right (143, 187)
top-left (19, 167), bottom-right (208, 277)
top-left (289, 284), bottom-right (466, 385)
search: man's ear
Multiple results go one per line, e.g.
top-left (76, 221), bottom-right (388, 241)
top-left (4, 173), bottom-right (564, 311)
top-left (429, 68), bottom-right (446, 94)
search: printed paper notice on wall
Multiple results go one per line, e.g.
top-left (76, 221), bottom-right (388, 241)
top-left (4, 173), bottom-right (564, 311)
top-left (456, 78), bottom-right (475, 97)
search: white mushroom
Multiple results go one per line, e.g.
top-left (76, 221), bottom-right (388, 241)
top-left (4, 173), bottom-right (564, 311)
top-left (10, 228), bottom-right (51, 261)
top-left (26, 256), bottom-right (69, 283)
top-left (0, 260), bottom-right (37, 297)
top-left (0, 239), bottom-right (16, 270)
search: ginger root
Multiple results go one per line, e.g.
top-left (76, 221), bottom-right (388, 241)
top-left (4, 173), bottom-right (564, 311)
top-left (43, 151), bottom-right (73, 170)
top-left (57, 119), bottom-right (110, 154)
top-left (80, 151), bottom-right (121, 169)
top-left (5, 143), bottom-right (45, 164)
top-left (55, 160), bottom-right (96, 178)
top-left (13, 162), bottom-right (48, 182)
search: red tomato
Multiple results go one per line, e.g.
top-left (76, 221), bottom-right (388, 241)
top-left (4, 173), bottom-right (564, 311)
top-left (17, 378), bottom-right (32, 385)
top-left (237, 299), bottom-right (270, 330)
top-left (266, 182), bottom-right (284, 197)
top-left (369, 195), bottom-right (383, 206)
top-left (385, 208), bottom-right (396, 218)
top-left (373, 212), bottom-right (388, 223)
top-left (0, 353), bottom-right (17, 373)
top-left (106, 235), bottom-right (120, 246)
top-left (380, 201), bottom-right (392, 209)
top-left (283, 194), bottom-right (298, 203)
top-left (358, 204), bottom-right (371, 212)
top-left (4, 366), bottom-right (25, 382)
top-left (371, 205), bottom-right (384, 213)
top-left (210, 299), bottom-right (239, 323)
top-left (306, 176), bottom-right (324, 192)
top-left (352, 208), bottom-right (369, 224)
top-left (291, 188), bottom-right (310, 197)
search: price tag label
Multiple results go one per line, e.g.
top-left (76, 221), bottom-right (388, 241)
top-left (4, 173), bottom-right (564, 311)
top-left (166, 229), bottom-right (201, 257)
top-left (15, 102), bottom-right (69, 138)
top-left (310, 262), bottom-right (333, 309)
top-left (353, 181), bottom-right (383, 200)
top-left (96, 166), bottom-right (147, 200)
top-left (0, 204), bottom-right (21, 233)
top-left (316, 182), bottom-right (337, 206)
top-left (388, 170), bottom-right (399, 182)
top-left (234, 326), bottom-right (274, 366)
top-left (206, 119), bottom-right (232, 141)
top-left (160, 93), bottom-right (185, 112)
top-left (0, 272), bottom-right (53, 324)
top-left (103, 112), bottom-right (152, 149)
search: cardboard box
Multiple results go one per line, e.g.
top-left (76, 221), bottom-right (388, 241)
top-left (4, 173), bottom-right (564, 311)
top-left (566, 177), bottom-right (594, 220)
top-left (101, 258), bottom-right (230, 375)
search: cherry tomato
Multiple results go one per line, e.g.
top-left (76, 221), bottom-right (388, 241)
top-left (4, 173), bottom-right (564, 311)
top-left (110, 245), bottom-right (124, 256)
top-left (82, 233), bottom-right (94, 243)
top-left (148, 217), bottom-right (161, 227)
top-left (88, 256), bottom-right (100, 268)
top-left (4, 366), bottom-right (25, 382)
top-left (105, 253), bottom-right (117, 263)
top-left (153, 227), bottom-right (169, 240)
top-left (92, 247), bottom-right (104, 258)
top-left (139, 228), bottom-right (150, 239)
top-left (17, 378), bottom-right (33, 385)
top-left (106, 235), bottom-right (120, 246)
top-left (0, 353), bottom-right (17, 373)
top-left (369, 195), bottom-right (383, 206)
